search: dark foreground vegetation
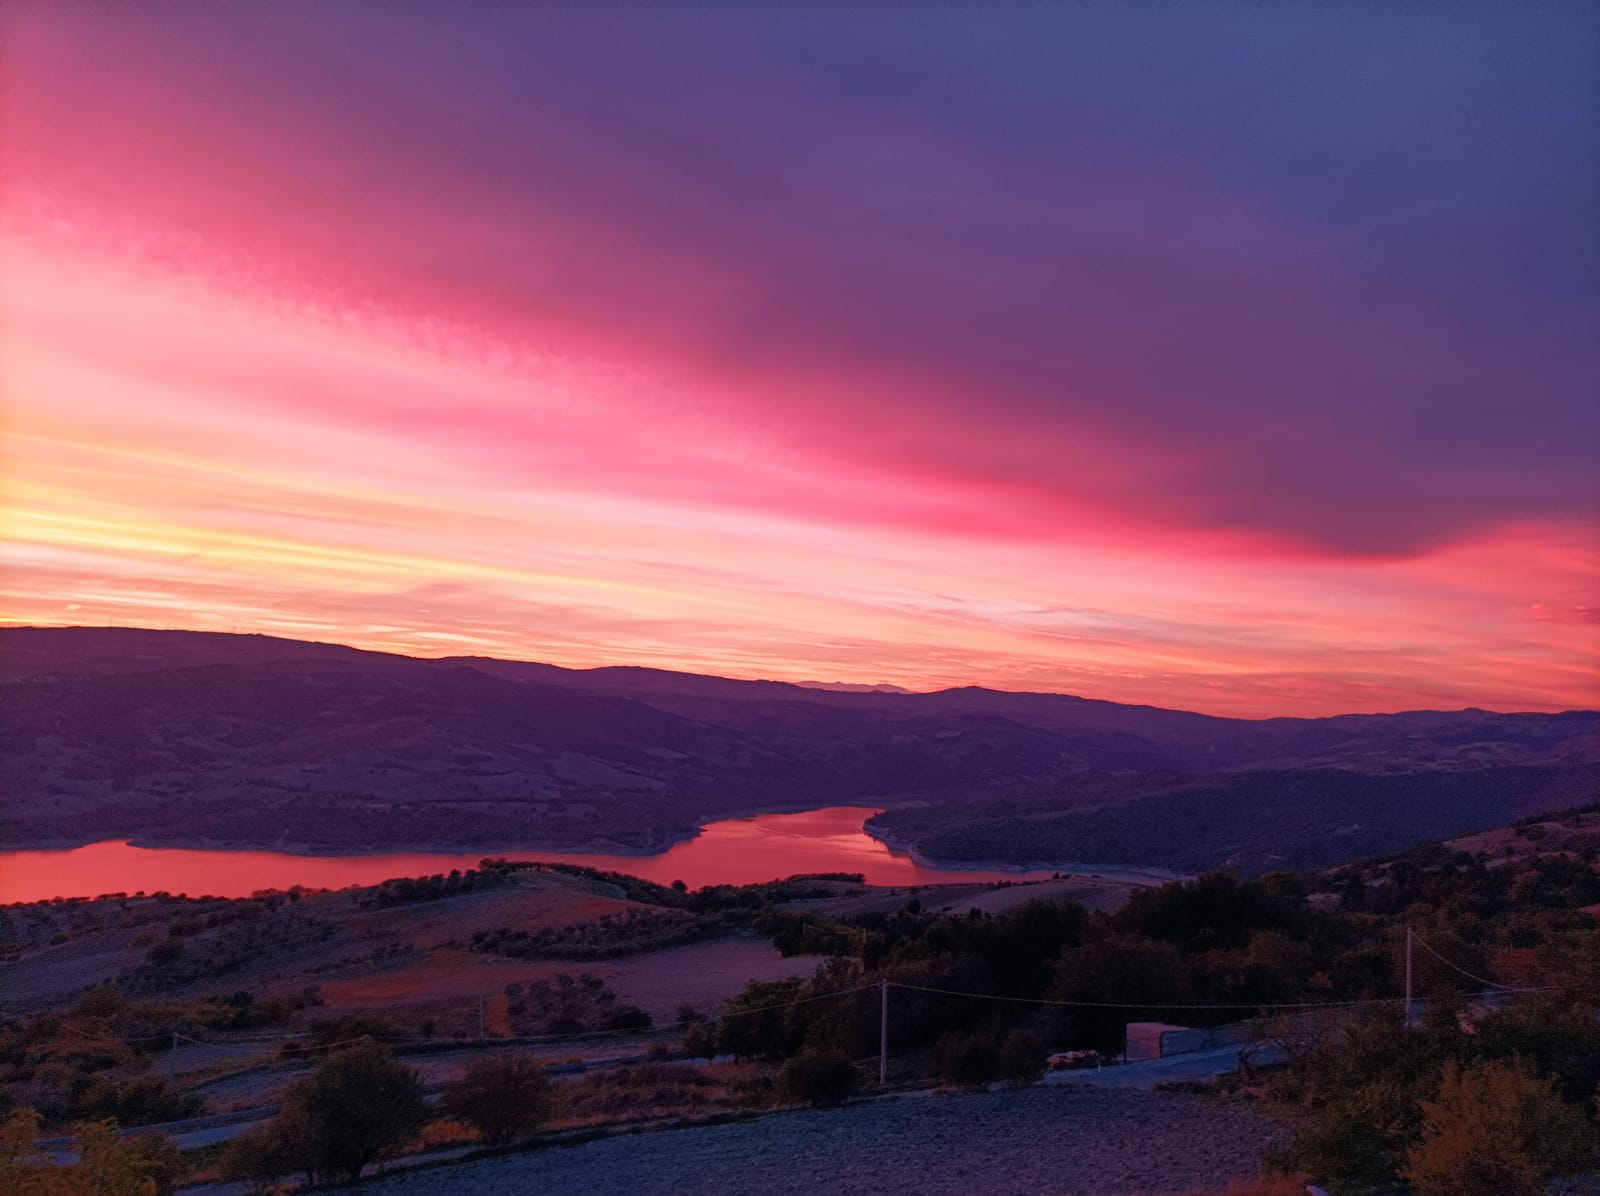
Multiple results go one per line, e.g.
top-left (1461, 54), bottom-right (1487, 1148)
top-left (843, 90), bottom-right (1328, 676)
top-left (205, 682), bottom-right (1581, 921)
top-left (689, 805), bottom-right (1600, 1193)
top-left (4, 805), bottom-right (1600, 1193)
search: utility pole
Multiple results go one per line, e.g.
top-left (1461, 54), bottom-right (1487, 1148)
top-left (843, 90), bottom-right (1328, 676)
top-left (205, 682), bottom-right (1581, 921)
top-left (879, 979), bottom-right (889, 1086)
top-left (1404, 926), bottom-right (1414, 1027)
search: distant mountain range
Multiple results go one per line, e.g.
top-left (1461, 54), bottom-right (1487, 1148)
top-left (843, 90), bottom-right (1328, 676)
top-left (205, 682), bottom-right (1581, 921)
top-left (3, 626), bottom-right (1596, 869)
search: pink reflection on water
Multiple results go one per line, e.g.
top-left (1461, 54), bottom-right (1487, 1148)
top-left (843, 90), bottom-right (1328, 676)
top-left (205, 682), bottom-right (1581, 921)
top-left (0, 807), bottom-right (1068, 903)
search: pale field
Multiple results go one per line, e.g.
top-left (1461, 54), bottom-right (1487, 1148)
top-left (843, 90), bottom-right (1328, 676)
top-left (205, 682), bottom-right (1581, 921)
top-left (603, 935), bottom-right (828, 1020)
top-left (1448, 814), bottom-right (1600, 862)
top-left (346, 877), bottom-right (651, 949)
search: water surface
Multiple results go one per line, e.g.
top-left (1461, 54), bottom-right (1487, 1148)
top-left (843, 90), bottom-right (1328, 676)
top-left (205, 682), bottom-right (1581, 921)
top-left (0, 806), bottom-right (1110, 902)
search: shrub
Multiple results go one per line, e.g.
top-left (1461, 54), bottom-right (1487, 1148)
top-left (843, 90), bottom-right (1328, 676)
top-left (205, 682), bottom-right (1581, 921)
top-left (145, 939), bottom-right (184, 966)
top-left (601, 1004), bottom-right (653, 1031)
top-left (726, 1072), bottom-right (776, 1110)
top-left (266, 1042), bottom-right (429, 1182)
top-left (503, 972), bottom-right (651, 1038)
top-left (72, 1074), bottom-right (204, 1127)
top-left (1403, 1060), bottom-right (1599, 1196)
top-left (681, 1022), bottom-right (717, 1059)
top-left (934, 1028), bottom-right (1000, 1089)
top-left (418, 1119), bottom-right (477, 1148)
top-left (124, 1131), bottom-right (183, 1196)
top-left (73, 987), bottom-right (128, 1019)
top-left (996, 1029), bottom-right (1046, 1088)
top-left (279, 1014), bottom-right (403, 1060)
top-left (1265, 1005), bottom-right (1456, 1188)
top-left (2, 1108), bottom-right (179, 1196)
top-left (439, 1053), bottom-right (553, 1146)
top-left (223, 1105), bottom-right (313, 1190)
top-left (778, 1049), bottom-right (859, 1105)
top-left (715, 979), bottom-right (806, 1060)
top-left (561, 1063), bottom-right (719, 1121)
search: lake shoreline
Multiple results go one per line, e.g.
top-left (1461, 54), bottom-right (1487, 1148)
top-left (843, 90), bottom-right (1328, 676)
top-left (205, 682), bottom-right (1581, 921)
top-left (0, 830), bottom-right (1180, 885)
top-left (859, 821), bottom-right (1187, 886)
top-left (0, 805), bottom-right (1182, 904)
top-left (0, 796), bottom-right (936, 862)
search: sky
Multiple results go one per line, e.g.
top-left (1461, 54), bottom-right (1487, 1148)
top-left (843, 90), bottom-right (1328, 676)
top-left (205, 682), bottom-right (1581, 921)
top-left (2, 2), bottom-right (1596, 718)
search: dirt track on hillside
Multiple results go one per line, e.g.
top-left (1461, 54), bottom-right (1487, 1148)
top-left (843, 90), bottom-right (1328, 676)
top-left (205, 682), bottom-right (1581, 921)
top-left (342, 1085), bottom-right (1286, 1196)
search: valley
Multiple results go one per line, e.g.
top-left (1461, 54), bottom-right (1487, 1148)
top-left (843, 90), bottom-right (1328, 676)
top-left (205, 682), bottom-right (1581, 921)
top-left (5, 627), bottom-right (1596, 881)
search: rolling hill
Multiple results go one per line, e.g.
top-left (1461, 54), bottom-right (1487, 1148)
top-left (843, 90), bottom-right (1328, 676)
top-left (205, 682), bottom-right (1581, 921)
top-left (2, 626), bottom-right (1595, 868)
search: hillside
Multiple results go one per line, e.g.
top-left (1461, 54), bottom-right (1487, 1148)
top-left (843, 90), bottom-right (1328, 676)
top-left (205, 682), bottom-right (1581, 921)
top-left (5, 802), bottom-right (1600, 1195)
top-left (3, 627), bottom-right (1596, 867)
top-left (866, 766), bottom-right (1600, 874)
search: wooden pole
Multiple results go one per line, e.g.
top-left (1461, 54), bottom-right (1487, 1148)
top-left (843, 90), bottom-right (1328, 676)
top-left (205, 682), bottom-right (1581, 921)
top-left (1405, 926), bottom-right (1414, 1027)
top-left (879, 979), bottom-right (888, 1085)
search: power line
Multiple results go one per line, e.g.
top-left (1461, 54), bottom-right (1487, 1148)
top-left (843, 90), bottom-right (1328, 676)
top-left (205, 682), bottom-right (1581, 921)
top-left (886, 981), bottom-right (1404, 1013)
top-left (1410, 932), bottom-right (1547, 994)
top-left (714, 982), bottom-right (879, 1021)
top-left (173, 1033), bottom-right (265, 1055)
top-left (92, 939), bottom-right (1550, 1063)
top-left (154, 981), bottom-right (881, 1057)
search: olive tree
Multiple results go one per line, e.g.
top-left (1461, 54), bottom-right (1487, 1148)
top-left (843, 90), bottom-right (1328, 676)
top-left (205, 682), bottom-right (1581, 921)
top-left (439, 1052), bottom-right (553, 1146)
top-left (273, 1042), bottom-right (428, 1182)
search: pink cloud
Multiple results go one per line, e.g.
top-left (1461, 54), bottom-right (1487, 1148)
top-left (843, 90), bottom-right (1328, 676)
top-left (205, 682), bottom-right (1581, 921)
top-left (2, 5), bottom-right (1595, 717)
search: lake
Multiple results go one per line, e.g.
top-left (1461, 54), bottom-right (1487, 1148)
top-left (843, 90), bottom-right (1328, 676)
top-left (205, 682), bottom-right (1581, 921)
top-left (0, 806), bottom-right (1141, 903)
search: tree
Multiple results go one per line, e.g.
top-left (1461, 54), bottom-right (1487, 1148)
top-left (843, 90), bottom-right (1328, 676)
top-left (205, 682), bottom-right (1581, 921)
top-left (681, 1021), bottom-right (717, 1060)
top-left (934, 1028), bottom-right (1000, 1089)
top-left (274, 1042), bottom-right (428, 1182)
top-left (778, 1049), bottom-right (859, 1105)
top-left (2, 1108), bottom-right (177, 1196)
top-left (715, 979), bottom-right (806, 1060)
top-left (1050, 932), bottom-right (1189, 1051)
top-left (439, 1053), bottom-right (553, 1146)
top-left (1, 1108), bottom-right (72, 1196)
top-left (1404, 1061), bottom-right (1598, 1196)
top-left (996, 1029), bottom-right (1046, 1088)
top-left (223, 1107), bottom-right (313, 1192)
top-left (1265, 1005), bottom-right (1453, 1188)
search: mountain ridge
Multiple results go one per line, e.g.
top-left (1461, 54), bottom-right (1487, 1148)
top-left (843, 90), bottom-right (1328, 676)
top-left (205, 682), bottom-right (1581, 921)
top-left (2, 626), bottom-right (1595, 867)
top-left (5, 625), bottom-right (1591, 721)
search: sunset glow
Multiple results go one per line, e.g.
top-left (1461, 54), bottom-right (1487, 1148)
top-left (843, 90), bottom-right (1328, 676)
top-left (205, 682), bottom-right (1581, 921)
top-left (3, 4), bottom-right (1596, 717)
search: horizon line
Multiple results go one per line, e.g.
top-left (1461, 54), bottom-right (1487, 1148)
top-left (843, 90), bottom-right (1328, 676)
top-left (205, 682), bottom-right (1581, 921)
top-left (7, 621), bottom-right (1594, 723)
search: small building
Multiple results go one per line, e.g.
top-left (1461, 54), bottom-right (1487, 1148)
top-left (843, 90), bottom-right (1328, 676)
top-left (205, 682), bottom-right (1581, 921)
top-left (1125, 1021), bottom-right (1192, 1061)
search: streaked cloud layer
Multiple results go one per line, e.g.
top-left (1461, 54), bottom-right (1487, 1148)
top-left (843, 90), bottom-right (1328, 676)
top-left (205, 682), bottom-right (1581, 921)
top-left (3, 2), bottom-right (1596, 715)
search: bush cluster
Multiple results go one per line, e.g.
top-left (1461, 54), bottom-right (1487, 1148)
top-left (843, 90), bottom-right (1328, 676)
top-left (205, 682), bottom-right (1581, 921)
top-left (227, 1042), bottom-right (429, 1185)
top-left (470, 907), bottom-right (729, 960)
top-left (0, 991), bottom-right (206, 1130)
top-left (354, 865), bottom-right (516, 909)
top-left (504, 973), bottom-right (652, 1037)
top-left (439, 1052), bottom-right (553, 1145)
top-left (2, 1108), bottom-right (181, 1196)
